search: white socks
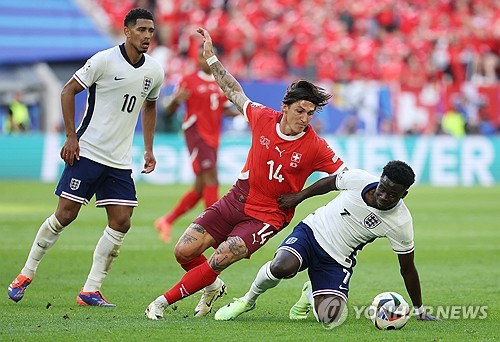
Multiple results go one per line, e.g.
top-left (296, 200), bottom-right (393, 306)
top-left (155, 294), bottom-right (169, 306)
top-left (82, 226), bottom-right (125, 292)
top-left (21, 214), bottom-right (65, 279)
top-left (204, 277), bottom-right (223, 292)
top-left (243, 261), bottom-right (281, 305)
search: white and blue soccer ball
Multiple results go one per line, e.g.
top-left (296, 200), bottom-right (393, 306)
top-left (369, 292), bottom-right (410, 330)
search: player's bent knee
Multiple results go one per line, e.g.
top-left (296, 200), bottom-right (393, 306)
top-left (173, 244), bottom-right (199, 263)
top-left (269, 258), bottom-right (298, 279)
top-left (55, 211), bottom-right (78, 226)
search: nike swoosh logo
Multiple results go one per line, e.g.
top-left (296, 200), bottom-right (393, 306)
top-left (114, 76), bottom-right (125, 81)
top-left (205, 287), bottom-right (225, 308)
top-left (339, 285), bottom-right (348, 291)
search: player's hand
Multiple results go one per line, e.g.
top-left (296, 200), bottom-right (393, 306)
top-left (60, 133), bottom-right (80, 166)
top-left (416, 312), bottom-right (440, 321)
top-left (141, 151), bottom-right (156, 174)
top-left (196, 27), bottom-right (215, 59)
top-left (277, 193), bottom-right (303, 209)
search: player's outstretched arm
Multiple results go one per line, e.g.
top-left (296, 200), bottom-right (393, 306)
top-left (397, 252), bottom-right (440, 321)
top-left (277, 175), bottom-right (339, 209)
top-left (196, 27), bottom-right (250, 114)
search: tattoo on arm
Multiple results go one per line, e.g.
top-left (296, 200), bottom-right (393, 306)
top-left (210, 63), bottom-right (249, 113)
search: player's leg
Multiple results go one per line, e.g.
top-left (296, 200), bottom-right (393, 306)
top-left (165, 235), bottom-right (246, 315)
top-left (146, 188), bottom-right (250, 320)
top-left (145, 221), bottom-right (219, 320)
top-left (214, 249), bottom-right (301, 321)
top-left (146, 235), bottom-right (246, 320)
top-left (193, 137), bottom-right (218, 208)
top-left (155, 134), bottom-right (208, 241)
top-left (8, 198), bottom-right (80, 302)
top-left (8, 158), bottom-right (96, 302)
top-left (312, 294), bottom-right (347, 326)
top-left (291, 233), bottom-right (351, 324)
top-left (215, 223), bottom-right (308, 321)
top-left (155, 174), bottom-right (203, 243)
top-left (200, 167), bottom-right (218, 208)
top-left (77, 167), bottom-right (135, 307)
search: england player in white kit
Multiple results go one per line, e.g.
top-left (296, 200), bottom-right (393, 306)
top-left (215, 160), bottom-right (438, 322)
top-left (8, 8), bottom-right (164, 307)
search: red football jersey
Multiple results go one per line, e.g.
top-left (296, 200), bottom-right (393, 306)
top-left (179, 71), bottom-right (230, 148)
top-left (238, 101), bottom-right (345, 230)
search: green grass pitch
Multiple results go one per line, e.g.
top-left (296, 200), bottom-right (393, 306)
top-left (1, 181), bottom-right (498, 341)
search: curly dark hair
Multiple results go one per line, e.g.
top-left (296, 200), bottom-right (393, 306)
top-left (382, 160), bottom-right (415, 187)
top-left (124, 8), bottom-right (154, 27)
top-left (282, 80), bottom-right (332, 112)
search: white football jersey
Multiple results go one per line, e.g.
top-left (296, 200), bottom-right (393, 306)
top-left (302, 169), bottom-right (414, 268)
top-left (73, 44), bottom-right (164, 169)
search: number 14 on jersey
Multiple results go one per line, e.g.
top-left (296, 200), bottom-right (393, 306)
top-left (267, 160), bottom-right (284, 183)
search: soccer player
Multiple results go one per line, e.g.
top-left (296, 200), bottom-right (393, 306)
top-left (144, 27), bottom-right (346, 320)
top-left (155, 47), bottom-right (239, 243)
top-left (214, 161), bottom-right (439, 323)
top-left (7, 8), bottom-right (164, 307)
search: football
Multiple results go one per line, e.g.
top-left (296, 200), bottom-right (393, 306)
top-left (369, 292), bottom-right (410, 330)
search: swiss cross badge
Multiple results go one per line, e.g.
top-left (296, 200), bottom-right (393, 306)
top-left (290, 152), bottom-right (302, 167)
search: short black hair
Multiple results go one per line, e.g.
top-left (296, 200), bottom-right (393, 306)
top-left (382, 160), bottom-right (415, 187)
top-left (124, 8), bottom-right (154, 27)
top-left (282, 80), bottom-right (332, 112)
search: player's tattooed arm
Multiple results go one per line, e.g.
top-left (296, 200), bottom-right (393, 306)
top-left (197, 27), bottom-right (249, 113)
top-left (210, 64), bottom-right (249, 113)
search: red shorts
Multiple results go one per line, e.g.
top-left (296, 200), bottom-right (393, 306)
top-left (185, 127), bottom-right (217, 175)
top-left (193, 183), bottom-right (280, 257)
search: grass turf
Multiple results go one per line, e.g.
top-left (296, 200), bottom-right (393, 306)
top-left (1, 181), bottom-right (498, 341)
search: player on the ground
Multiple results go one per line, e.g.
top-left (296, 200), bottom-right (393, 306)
top-left (155, 47), bottom-right (239, 243)
top-left (144, 27), bottom-right (346, 320)
top-left (8, 8), bottom-right (164, 307)
top-left (215, 161), bottom-right (439, 323)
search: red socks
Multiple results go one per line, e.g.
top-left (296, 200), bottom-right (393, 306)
top-left (164, 261), bottom-right (219, 304)
top-left (166, 185), bottom-right (218, 224)
top-left (179, 254), bottom-right (207, 272)
top-left (202, 185), bottom-right (218, 208)
top-left (166, 190), bottom-right (201, 223)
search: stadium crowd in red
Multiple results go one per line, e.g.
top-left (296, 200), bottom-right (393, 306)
top-left (98, 0), bottom-right (499, 86)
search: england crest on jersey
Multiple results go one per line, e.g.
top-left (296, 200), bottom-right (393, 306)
top-left (143, 76), bottom-right (153, 92)
top-left (364, 212), bottom-right (381, 229)
top-left (70, 178), bottom-right (81, 191)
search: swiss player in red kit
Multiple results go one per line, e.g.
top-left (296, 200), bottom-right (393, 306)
top-left (155, 48), bottom-right (239, 243)
top-left (145, 27), bottom-right (346, 320)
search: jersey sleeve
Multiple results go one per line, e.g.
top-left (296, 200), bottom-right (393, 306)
top-left (243, 101), bottom-right (266, 126)
top-left (73, 51), bottom-right (107, 89)
top-left (335, 169), bottom-right (377, 190)
top-left (385, 219), bottom-right (415, 254)
top-left (312, 137), bottom-right (346, 175)
top-left (147, 66), bottom-right (165, 101)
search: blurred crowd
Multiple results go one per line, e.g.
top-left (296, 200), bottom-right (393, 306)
top-left (98, 0), bottom-right (499, 86)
